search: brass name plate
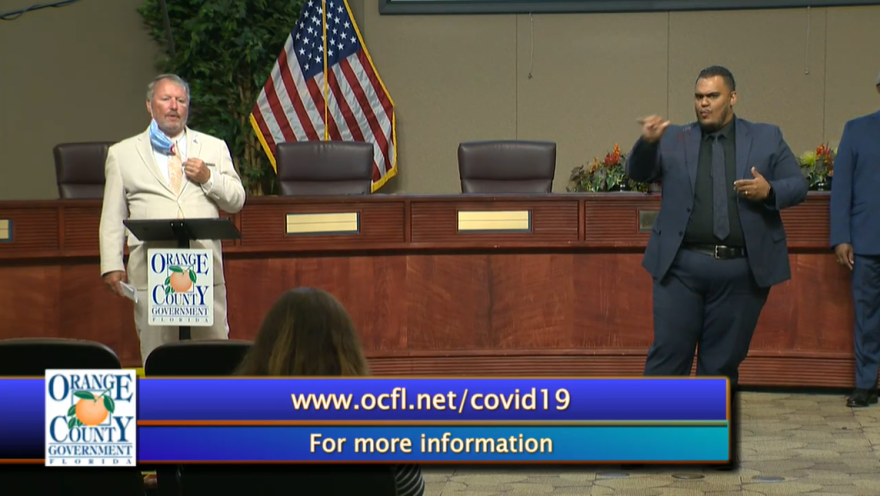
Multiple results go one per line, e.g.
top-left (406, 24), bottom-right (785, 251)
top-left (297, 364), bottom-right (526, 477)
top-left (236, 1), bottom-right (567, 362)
top-left (0, 219), bottom-right (10, 242)
top-left (457, 210), bottom-right (531, 232)
top-left (286, 213), bottom-right (359, 235)
top-left (638, 210), bottom-right (659, 233)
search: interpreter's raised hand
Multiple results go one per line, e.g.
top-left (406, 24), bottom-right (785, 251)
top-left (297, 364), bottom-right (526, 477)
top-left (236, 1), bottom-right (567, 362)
top-left (638, 115), bottom-right (671, 143)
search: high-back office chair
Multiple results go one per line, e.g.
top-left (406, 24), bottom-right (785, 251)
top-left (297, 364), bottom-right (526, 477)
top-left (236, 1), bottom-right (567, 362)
top-left (275, 141), bottom-right (374, 195)
top-left (458, 140), bottom-right (556, 193)
top-left (144, 340), bottom-right (252, 496)
top-left (0, 338), bottom-right (121, 374)
top-left (144, 340), bottom-right (253, 376)
top-left (0, 338), bottom-right (144, 496)
top-left (53, 142), bottom-right (114, 199)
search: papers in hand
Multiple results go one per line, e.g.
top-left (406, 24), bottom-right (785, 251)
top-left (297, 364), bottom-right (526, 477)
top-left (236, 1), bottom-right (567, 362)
top-left (119, 281), bottom-right (138, 303)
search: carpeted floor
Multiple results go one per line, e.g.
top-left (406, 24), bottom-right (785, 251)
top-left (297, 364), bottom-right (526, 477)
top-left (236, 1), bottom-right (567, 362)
top-left (421, 392), bottom-right (880, 495)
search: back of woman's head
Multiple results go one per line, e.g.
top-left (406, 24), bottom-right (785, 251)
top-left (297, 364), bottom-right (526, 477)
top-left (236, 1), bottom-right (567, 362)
top-left (235, 287), bottom-right (369, 377)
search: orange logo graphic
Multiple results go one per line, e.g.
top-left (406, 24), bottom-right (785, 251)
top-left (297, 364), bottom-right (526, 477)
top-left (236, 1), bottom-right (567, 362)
top-left (164, 265), bottom-right (197, 295)
top-left (66, 389), bottom-right (116, 428)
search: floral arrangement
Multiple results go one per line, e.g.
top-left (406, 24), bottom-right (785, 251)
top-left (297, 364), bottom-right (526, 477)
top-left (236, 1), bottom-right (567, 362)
top-left (567, 144), bottom-right (650, 192)
top-left (797, 144), bottom-right (835, 191)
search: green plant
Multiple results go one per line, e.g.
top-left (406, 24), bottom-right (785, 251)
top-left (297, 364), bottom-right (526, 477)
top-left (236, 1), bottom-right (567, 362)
top-left (137, 0), bottom-right (306, 195)
top-left (797, 144), bottom-right (835, 191)
top-left (567, 144), bottom-right (649, 192)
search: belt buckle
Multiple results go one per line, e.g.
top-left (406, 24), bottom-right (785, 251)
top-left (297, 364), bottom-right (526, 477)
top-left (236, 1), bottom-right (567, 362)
top-left (713, 245), bottom-right (723, 259)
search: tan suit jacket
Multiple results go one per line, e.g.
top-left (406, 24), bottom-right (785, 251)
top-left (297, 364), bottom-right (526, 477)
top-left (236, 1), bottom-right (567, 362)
top-left (99, 127), bottom-right (246, 289)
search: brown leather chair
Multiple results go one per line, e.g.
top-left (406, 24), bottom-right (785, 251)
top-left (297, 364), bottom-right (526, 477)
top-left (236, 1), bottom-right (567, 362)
top-left (458, 140), bottom-right (556, 193)
top-left (53, 142), bottom-right (114, 199)
top-left (275, 141), bottom-right (374, 195)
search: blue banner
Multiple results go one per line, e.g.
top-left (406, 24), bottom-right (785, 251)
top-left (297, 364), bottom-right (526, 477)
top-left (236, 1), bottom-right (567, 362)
top-left (0, 377), bottom-right (729, 463)
top-left (137, 377), bottom-right (727, 422)
top-left (138, 425), bottom-right (729, 463)
top-left (0, 379), bottom-right (43, 460)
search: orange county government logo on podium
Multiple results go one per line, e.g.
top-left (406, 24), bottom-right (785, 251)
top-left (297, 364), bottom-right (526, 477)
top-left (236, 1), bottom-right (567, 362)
top-left (45, 369), bottom-right (137, 466)
top-left (147, 248), bottom-right (214, 326)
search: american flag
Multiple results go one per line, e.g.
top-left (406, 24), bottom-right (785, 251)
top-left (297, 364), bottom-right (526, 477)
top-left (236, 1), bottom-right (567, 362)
top-left (249, 0), bottom-right (396, 191)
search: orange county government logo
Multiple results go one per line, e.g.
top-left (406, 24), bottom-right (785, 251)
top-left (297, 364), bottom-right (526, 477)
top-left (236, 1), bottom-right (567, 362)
top-left (147, 248), bottom-right (214, 326)
top-left (45, 369), bottom-right (137, 466)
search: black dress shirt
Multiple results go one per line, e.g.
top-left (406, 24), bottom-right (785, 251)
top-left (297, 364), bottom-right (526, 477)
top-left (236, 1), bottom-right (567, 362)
top-left (683, 119), bottom-right (746, 247)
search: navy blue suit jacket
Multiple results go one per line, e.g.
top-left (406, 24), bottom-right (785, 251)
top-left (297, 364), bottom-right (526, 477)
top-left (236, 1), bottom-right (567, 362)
top-left (830, 111), bottom-right (880, 254)
top-left (627, 117), bottom-right (809, 288)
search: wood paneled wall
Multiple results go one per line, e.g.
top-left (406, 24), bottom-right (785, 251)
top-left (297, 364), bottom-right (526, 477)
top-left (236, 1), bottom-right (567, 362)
top-left (0, 194), bottom-right (855, 387)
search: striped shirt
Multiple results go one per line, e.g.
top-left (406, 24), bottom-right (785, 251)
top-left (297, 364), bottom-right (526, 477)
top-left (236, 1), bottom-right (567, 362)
top-left (392, 464), bottom-right (425, 496)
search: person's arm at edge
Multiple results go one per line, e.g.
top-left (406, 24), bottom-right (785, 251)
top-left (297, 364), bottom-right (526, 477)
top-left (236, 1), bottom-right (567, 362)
top-left (393, 464), bottom-right (426, 496)
top-left (762, 126), bottom-right (809, 211)
top-left (830, 121), bottom-right (855, 247)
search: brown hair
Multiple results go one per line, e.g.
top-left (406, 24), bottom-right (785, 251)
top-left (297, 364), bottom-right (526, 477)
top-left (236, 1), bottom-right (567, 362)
top-left (235, 287), bottom-right (369, 377)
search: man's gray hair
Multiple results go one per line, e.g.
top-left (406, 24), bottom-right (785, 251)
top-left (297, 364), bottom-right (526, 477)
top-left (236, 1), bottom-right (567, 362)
top-left (147, 74), bottom-right (191, 101)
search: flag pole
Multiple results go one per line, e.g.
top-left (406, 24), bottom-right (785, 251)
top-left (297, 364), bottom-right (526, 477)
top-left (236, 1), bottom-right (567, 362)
top-left (322, 0), bottom-right (329, 141)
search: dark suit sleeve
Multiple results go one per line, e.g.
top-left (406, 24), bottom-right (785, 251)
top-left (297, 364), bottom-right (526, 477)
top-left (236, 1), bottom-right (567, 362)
top-left (764, 126), bottom-right (808, 210)
top-left (829, 121), bottom-right (854, 247)
top-left (626, 138), bottom-right (662, 183)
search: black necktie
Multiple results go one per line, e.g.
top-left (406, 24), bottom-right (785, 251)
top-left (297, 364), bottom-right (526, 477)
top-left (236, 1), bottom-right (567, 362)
top-left (711, 134), bottom-right (729, 241)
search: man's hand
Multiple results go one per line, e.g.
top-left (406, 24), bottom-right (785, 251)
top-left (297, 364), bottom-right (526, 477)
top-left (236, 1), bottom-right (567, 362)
top-left (183, 158), bottom-right (211, 184)
top-left (734, 167), bottom-right (771, 201)
top-left (103, 270), bottom-right (128, 297)
top-left (638, 115), bottom-right (671, 143)
top-left (835, 243), bottom-right (854, 271)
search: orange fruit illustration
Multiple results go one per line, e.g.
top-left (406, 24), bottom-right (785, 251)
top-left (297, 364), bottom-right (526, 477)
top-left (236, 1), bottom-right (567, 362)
top-left (169, 270), bottom-right (193, 293)
top-left (75, 397), bottom-right (109, 426)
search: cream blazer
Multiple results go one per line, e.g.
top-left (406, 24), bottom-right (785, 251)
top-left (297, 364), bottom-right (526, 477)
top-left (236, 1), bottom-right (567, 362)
top-left (99, 127), bottom-right (246, 289)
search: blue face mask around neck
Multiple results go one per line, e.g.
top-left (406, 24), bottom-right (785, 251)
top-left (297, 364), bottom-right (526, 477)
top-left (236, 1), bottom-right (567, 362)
top-left (149, 119), bottom-right (179, 155)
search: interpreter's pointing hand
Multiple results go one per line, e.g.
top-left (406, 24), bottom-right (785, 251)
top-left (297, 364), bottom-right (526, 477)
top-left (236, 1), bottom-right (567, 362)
top-left (638, 115), bottom-right (671, 143)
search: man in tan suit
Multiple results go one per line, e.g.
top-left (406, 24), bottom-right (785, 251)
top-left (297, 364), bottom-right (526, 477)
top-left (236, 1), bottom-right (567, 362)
top-left (100, 74), bottom-right (246, 364)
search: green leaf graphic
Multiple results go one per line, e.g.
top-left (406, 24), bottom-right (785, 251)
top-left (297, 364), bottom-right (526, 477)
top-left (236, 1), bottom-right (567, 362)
top-left (169, 265), bottom-right (183, 273)
top-left (67, 404), bottom-right (76, 416)
top-left (67, 417), bottom-right (76, 430)
top-left (75, 418), bottom-right (83, 427)
top-left (103, 395), bottom-right (115, 414)
top-left (188, 270), bottom-right (197, 284)
top-left (165, 286), bottom-right (173, 295)
top-left (73, 391), bottom-right (96, 401)
top-left (165, 276), bottom-right (171, 286)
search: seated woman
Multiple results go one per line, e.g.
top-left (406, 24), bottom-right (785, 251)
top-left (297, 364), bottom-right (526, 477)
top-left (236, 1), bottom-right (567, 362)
top-left (235, 287), bottom-right (426, 496)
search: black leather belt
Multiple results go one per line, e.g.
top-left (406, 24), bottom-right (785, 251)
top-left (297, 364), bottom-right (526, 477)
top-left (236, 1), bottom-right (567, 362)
top-left (684, 244), bottom-right (746, 260)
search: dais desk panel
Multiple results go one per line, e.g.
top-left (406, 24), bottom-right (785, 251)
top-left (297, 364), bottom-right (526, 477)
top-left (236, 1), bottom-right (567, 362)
top-left (0, 194), bottom-right (854, 388)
